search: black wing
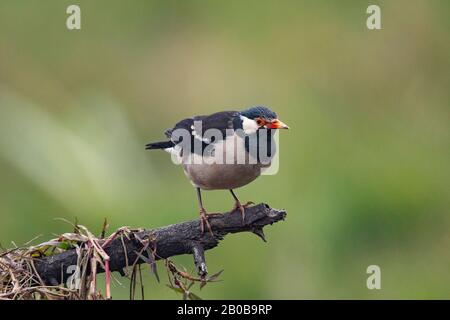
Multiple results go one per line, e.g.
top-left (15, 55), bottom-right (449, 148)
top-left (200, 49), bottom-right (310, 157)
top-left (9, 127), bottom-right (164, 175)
top-left (194, 111), bottom-right (241, 136)
top-left (165, 111), bottom-right (241, 154)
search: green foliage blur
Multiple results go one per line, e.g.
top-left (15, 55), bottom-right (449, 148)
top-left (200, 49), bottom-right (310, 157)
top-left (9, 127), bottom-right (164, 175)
top-left (0, 1), bottom-right (449, 299)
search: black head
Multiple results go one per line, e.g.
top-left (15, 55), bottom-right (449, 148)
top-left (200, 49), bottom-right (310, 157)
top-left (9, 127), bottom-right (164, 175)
top-left (240, 106), bottom-right (277, 121)
top-left (240, 105), bottom-right (288, 130)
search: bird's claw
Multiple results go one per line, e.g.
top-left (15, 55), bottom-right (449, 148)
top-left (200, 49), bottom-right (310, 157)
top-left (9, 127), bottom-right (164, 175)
top-left (241, 201), bottom-right (255, 208)
top-left (232, 201), bottom-right (254, 221)
top-left (199, 208), bottom-right (214, 236)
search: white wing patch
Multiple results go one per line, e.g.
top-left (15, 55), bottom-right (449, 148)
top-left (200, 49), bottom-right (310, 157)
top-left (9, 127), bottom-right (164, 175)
top-left (191, 124), bottom-right (211, 143)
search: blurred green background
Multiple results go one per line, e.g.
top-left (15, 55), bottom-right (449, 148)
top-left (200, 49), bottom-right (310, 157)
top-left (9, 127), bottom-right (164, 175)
top-left (0, 0), bottom-right (449, 299)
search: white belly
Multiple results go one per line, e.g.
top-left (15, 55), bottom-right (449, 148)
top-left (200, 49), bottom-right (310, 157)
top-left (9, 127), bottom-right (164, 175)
top-left (183, 162), bottom-right (261, 190)
top-left (181, 134), bottom-right (264, 190)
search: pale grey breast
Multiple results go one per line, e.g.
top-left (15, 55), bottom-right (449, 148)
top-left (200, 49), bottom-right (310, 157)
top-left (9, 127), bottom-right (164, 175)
top-left (182, 133), bottom-right (266, 190)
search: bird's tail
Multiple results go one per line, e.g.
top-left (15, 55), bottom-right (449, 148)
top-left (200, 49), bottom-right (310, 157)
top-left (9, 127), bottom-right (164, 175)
top-left (145, 140), bottom-right (174, 150)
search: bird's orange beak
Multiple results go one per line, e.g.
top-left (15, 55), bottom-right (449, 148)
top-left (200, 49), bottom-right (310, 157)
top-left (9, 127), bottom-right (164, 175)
top-left (265, 118), bottom-right (289, 129)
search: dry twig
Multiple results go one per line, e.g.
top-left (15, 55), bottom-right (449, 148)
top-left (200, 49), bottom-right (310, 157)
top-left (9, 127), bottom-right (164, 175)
top-left (0, 203), bottom-right (286, 300)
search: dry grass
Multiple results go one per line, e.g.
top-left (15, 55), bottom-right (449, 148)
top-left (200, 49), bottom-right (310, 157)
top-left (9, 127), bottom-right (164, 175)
top-left (0, 220), bottom-right (221, 300)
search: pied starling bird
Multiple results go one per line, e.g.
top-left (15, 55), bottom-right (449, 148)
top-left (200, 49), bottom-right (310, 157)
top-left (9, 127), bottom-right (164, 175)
top-left (146, 106), bottom-right (288, 234)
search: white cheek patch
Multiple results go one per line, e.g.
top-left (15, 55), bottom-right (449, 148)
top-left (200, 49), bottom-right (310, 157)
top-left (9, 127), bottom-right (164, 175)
top-left (240, 116), bottom-right (259, 134)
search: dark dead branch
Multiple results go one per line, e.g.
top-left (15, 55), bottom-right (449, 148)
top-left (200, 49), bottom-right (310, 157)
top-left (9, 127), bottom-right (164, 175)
top-left (32, 203), bottom-right (286, 286)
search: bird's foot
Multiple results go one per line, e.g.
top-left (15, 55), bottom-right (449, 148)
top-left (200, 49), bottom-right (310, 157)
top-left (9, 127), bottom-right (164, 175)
top-left (232, 201), bottom-right (254, 221)
top-left (199, 208), bottom-right (215, 236)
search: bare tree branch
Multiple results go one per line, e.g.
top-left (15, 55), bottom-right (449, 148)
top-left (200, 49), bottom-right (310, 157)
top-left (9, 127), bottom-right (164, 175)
top-left (33, 203), bottom-right (287, 285)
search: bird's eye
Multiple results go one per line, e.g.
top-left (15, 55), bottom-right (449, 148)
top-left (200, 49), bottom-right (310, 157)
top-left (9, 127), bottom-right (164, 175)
top-left (256, 118), bottom-right (264, 126)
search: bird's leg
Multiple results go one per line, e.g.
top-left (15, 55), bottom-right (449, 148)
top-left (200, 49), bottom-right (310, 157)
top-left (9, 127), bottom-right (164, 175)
top-left (196, 188), bottom-right (214, 236)
top-left (229, 189), bottom-right (254, 221)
